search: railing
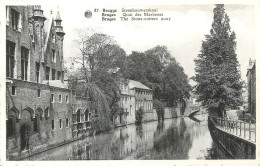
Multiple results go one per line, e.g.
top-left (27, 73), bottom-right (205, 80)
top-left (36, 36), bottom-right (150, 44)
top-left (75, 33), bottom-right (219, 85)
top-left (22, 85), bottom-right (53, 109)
top-left (214, 117), bottom-right (256, 143)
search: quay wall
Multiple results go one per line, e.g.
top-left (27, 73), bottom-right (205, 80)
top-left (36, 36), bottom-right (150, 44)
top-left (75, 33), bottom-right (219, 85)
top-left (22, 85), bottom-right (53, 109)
top-left (208, 117), bottom-right (255, 159)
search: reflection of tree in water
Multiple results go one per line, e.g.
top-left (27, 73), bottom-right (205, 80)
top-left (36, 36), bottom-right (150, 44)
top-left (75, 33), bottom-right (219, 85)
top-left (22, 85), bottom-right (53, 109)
top-left (72, 142), bottom-right (85, 160)
top-left (205, 141), bottom-right (233, 159)
top-left (154, 122), bottom-right (165, 138)
top-left (136, 124), bottom-right (143, 139)
top-left (151, 118), bottom-right (193, 159)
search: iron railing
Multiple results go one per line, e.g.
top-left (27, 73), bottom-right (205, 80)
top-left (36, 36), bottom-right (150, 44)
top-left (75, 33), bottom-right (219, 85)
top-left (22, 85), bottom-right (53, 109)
top-left (214, 117), bottom-right (256, 143)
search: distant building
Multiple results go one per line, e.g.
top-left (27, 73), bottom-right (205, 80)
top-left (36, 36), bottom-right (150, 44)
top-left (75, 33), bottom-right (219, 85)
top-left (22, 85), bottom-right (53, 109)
top-left (6, 6), bottom-right (90, 160)
top-left (117, 80), bottom-right (136, 125)
top-left (129, 80), bottom-right (155, 122)
top-left (247, 59), bottom-right (256, 119)
top-left (116, 80), bottom-right (156, 125)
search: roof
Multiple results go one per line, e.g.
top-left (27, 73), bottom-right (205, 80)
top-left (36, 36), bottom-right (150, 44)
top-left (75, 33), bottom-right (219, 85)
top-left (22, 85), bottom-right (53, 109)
top-left (43, 14), bottom-right (54, 54)
top-left (43, 80), bottom-right (68, 89)
top-left (128, 80), bottom-right (151, 90)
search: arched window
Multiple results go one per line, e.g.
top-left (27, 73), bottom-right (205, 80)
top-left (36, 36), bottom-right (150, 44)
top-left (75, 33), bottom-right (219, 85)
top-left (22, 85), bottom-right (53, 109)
top-left (76, 110), bottom-right (81, 123)
top-left (85, 109), bottom-right (89, 121)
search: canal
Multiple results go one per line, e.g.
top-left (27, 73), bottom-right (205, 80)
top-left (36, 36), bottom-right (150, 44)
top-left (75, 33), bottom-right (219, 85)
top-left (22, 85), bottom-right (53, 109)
top-left (24, 114), bottom-right (231, 160)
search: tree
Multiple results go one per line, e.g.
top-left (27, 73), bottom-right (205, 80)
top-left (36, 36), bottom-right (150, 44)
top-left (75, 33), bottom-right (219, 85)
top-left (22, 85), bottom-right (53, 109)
top-left (135, 107), bottom-right (144, 124)
top-left (153, 99), bottom-right (165, 121)
top-left (68, 28), bottom-right (127, 130)
top-left (121, 46), bottom-right (191, 107)
top-left (193, 4), bottom-right (243, 117)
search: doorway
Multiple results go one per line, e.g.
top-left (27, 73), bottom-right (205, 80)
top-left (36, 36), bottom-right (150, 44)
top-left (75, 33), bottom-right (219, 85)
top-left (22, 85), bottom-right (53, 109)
top-left (20, 124), bottom-right (30, 151)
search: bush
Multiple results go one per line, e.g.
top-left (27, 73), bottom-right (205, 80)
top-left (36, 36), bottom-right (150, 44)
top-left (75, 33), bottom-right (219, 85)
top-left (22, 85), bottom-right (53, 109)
top-left (135, 107), bottom-right (144, 124)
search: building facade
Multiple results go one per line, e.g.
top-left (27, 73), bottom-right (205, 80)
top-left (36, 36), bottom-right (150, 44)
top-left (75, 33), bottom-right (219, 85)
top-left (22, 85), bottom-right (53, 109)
top-left (129, 80), bottom-right (156, 122)
top-left (247, 59), bottom-right (256, 119)
top-left (6, 6), bottom-right (91, 160)
top-left (116, 80), bottom-right (156, 125)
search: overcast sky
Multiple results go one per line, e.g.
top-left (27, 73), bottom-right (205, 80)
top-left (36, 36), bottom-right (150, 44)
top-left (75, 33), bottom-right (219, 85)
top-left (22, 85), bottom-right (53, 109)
top-left (42, 4), bottom-right (255, 85)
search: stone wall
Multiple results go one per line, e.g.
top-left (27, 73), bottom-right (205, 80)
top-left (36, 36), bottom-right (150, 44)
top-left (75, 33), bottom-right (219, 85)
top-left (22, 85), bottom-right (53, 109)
top-left (208, 117), bottom-right (255, 159)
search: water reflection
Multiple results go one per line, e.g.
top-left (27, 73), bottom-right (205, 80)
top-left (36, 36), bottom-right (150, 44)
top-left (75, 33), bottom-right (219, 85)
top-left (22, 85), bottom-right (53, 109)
top-left (25, 114), bottom-right (227, 160)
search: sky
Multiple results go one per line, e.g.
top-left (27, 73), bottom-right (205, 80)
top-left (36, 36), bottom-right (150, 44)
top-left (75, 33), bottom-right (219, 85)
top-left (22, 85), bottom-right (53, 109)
top-left (42, 4), bottom-right (255, 85)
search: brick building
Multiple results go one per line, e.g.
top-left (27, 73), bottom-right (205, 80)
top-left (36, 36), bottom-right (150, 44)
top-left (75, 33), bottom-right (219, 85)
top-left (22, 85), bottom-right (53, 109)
top-left (6, 6), bottom-right (91, 160)
top-left (247, 59), bottom-right (256, 119)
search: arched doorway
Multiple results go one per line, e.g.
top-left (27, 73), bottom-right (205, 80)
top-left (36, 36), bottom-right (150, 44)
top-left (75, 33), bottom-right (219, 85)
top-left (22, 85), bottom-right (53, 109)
top-left (20, 124), bottom-right (30, 151)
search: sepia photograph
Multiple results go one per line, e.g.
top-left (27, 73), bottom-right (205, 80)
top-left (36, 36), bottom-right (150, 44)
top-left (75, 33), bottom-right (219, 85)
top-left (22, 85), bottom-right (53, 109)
top-left (1, 1), bottom-right (258, 165)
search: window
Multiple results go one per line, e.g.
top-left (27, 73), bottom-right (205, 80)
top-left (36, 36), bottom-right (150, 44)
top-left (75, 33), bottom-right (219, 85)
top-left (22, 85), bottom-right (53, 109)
top-left (6, 40), bottom-right (15, 78)
top-left (125, 97), bottom-right (127, 101)
top-left (85, 110), bottom-right (89, 121)
top-left (52, 68), bottom-right (56, 80)
top-left (59, 94), bottom-right (62, 103)
top-left (21, 47), bottom-right (29, 80)
top-left (66, 118), bottom-right (69, 128)
top-left (57, 71), bottom-right (61, 80)
top-left (130, 105), bottom-right (132, 115)
top-left (10, 8), bottom-right (19, 30)
top-left (6, 117), bottom-right (15, 138)
top-left (52, 34), bottom-right (55, 43)
top-left (65, 95), bottom-right (69, 103)
top-left (11, 86), bottom-right (16, 95)
top-left (51, 94), bottom-right (55, 103)
top-left (59, 119), bottom-right (62, 129)
top-left (36, 63), bottom-right (40, 83)
top-left (46, 67), bottom-right (50, 80)
top-left (34, 116), bottom-right (39, 132)
top-left (37, 89), bottom-right (41, 98)
top-left (51, 120), bottom-right (54, 130)
top-left (45, 109), bottom-right (49, 119)
top-left (52, 49), bottom-right (56, 62)
top-left (76, 111), bottom-right (81, 122)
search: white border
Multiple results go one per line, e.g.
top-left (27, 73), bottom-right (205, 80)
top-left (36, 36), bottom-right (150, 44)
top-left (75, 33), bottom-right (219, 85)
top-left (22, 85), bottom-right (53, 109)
top-left (0, 0), bottom-right (259, 165)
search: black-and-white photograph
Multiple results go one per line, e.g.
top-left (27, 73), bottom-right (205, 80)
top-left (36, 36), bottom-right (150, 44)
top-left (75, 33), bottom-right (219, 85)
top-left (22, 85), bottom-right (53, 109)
top-left (2, 2), bottom-right (258, 164)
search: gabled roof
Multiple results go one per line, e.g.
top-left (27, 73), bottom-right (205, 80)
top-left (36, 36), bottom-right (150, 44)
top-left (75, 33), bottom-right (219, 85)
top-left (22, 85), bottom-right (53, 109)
top-left (128, 80), bottom-right (151, 90)
top-left (43, 14), bottom-right (54, 54)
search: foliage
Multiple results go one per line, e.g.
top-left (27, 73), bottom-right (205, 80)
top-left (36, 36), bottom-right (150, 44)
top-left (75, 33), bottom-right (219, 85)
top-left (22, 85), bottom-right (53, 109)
top-left (70, 29), bottom-right (127, 130)
top-left (120, 46), bottom-right (191, 106)
top-left (91, 112), bottom-right (113, 133)
top-left (193, 4), bottom-right (243, 117)
top-left (153, 99), bottom-right (165, 121)
top-left (135, 107), bottom-right (144, 124)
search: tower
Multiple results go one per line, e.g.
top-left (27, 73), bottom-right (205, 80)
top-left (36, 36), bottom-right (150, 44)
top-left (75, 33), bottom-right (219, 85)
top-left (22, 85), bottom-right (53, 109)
top-left (55, 11), bottom-right (65, 81)
top-left (32, 5), bottom-right (46, 49)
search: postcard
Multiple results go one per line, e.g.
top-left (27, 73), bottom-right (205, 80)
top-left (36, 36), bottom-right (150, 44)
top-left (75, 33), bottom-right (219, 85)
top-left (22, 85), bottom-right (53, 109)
top-left (0, 0), bottom-right (259, 166)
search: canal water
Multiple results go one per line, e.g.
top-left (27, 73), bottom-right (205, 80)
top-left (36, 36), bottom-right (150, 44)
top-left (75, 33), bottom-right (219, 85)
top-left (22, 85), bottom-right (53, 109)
top-left (25, 114), bottom-right (229, 160)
